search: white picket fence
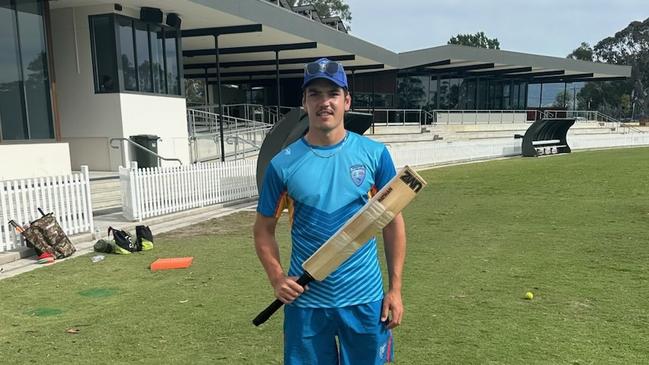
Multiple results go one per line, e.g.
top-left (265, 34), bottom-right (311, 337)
top-left (120, 160), bottom-right (258, 221)
top-left (0, 166), bottom-right (94, 253)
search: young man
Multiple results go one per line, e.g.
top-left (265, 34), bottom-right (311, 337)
top-left (254, 58), bottom-right (406, 364)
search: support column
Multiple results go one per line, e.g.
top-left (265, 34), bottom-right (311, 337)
top-left (275, 50), bottom-right (280, 118)
top-left (214, 35), bottom-right (225, 162)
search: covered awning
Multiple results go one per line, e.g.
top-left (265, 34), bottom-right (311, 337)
top-left (50, 0), bottom-right (630, 83)
top-left (397, 45), bottom-right (630, 82)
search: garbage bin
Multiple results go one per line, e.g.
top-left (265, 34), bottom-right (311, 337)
top-left (130, 134), bottom-right (160, 168)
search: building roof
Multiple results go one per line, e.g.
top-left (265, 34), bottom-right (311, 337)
top-left (51, 0), bottom-right (631, 82)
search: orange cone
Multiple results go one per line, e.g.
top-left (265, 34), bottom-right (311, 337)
top-left (150, 257), bottom-right (194, 272)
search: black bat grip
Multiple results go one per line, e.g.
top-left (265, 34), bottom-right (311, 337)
top-left (253, 272), bottom-right (313, 326)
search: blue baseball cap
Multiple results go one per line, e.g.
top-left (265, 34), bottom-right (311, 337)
top-left (302, 58), bottom-right (348, 89)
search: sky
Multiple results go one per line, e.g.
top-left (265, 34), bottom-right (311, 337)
top-left (345, 0), bottom-right (647, 58)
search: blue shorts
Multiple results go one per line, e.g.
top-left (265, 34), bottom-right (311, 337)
top-left (284, 300), bottom-right (394, 365)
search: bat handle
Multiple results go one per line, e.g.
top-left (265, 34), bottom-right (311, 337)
top-left (252, 272), bottom-right (313, 326)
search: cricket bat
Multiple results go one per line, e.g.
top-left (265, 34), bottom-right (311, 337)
top-left (253, 165), bottom-right (427, 326)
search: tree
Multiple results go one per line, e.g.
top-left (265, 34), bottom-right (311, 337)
top-left (567, 42), bottom-right (594, 61)
top-left (292, 0), bottom-right (351, 29)
top-left (397, 77), bottom-right (425, 108)
top-left (185, 79), bottom-right (206, 106)
top-left (448, 32), bottom-right (500, 49)
top-left (592, 17), bottom-right (649, 118)
top-left (552, 90), bottom-right (573, 109)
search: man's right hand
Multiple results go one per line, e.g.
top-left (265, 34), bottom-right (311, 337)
top-left (272, 275), bottom-right (307, 304)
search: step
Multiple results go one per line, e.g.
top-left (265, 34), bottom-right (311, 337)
top-left (90, 175), bottom-right (121, 214)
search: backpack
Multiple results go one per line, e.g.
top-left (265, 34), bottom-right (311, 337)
top-left (13, 209), bottom-right (76, 259)
top-left (135, 225), bottom-right (154, 251)
top-left (107, 227), bottom-right (138, 252)
top-left (93, 238), bottom-right (131, 255)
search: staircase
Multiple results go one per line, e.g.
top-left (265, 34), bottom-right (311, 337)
top-left (89, 174), bottom-right (121, 216)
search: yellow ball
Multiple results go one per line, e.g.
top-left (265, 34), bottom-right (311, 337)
top-left (525, 291), bottom-right (534, 300)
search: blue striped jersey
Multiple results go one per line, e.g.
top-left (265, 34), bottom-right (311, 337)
top-left (257, 131), bottom-right (396, 308)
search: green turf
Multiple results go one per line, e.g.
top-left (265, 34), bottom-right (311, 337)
top-left (1, 147), bottom-right (648, 364)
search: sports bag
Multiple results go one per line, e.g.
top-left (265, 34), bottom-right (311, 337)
top-left (135, 225), bottom-right (154, 251)
top-left (107, 227), bottom-right (138, 252)
top-left (15, 209), bottom-right (76, 259)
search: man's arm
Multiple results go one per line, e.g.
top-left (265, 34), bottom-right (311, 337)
top-left (253, 213), bottom-right (305, 304)
top-left (380, 212), bottom-right (406, 329)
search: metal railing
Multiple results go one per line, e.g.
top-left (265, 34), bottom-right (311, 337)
top-left (226, 135), bottom-right (263, 160)
top-left (109, 138), bottom-right (183, 167)
top-left (187, 108), bottom-right (272, 163)
top-left (187, 108), bottom-right (270, 136)
top-left (431, 110), bottom-right (535, 125)
top-left (354, 108), bottom-right (430, 126)
top-left (188, 103), bottom-right (293, 125)
top-left (540, 110), bottom-right (621, 124)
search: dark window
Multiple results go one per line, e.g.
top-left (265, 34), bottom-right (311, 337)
top-left (90, 15), bottom-right (118, 93)
top-left (503, 81), bottom-right (511, 109)
top-left (0, 0), bottom-right (53, 141)
top-left (150, 26), bottom-right (165, 93)
top-left (465, 79), bottom-right (477, 110)
top-left (135, 22), bottom-right (152, 92)
top-left (117, 16), bottom-right (137, 91)
top-left (165, 36), bottom-right (180, 95)
top-left (527, 84), bottom-right (541, 108)
top-left (89, 13), bottom-right (181, 96)
top-left (429, 76), bottom-right (439, 109)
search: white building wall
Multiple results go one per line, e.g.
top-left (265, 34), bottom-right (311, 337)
top-left (120, 94), bottom-right (190, 166)
top-left (50, 5), bottom-right (189, 171)
top-left (0, 144), bottom-right (71, 180)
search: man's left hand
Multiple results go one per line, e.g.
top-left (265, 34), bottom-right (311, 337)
top-left (381, 289), bottom-right (403, 329)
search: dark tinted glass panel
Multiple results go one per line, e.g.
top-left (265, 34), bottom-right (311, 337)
top-left (150, 26), bottom-right (165, 93)
top-left (397, 75), bottom-right (427, 108)
top-left (165, 37), bottom-right (179, 95)
top-left (0, 1), bottom-right (27, 140)
top-left (90, 15), bottom-right (117, 92)
top-left (447, 78), bottom-right (460, 109)
top-left (527, 84), bottom-right (541, 108)
top-left (541, 83), bottom-right (563, 107)
top-left (512, 83), bottom-right (520, 109)
top-left (135, 22), bottom-right (151, 92)
top-left (429, 77), bottom-right (438, 109)
top-left (465, 79), bottom-right (476, 109)
top-left (17, 0), bottom-right (53, 139)
top-left (117, 17), bottom-right (136, 91)
top-left (503, 81), bottom-right (511, 109)
top-left (438, 78), bottom-right (449, 109)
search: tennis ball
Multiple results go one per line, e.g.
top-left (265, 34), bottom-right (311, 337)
top-left (524, 291), bottom-right (534, 300)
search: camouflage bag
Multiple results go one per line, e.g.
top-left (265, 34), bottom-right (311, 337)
top-left (22, 210), bottom-right (76, 259)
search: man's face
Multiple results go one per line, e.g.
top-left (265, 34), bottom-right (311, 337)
top-left (302, 79), bottom-right (351, 133)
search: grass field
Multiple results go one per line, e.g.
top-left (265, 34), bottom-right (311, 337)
top-left (1, 147), bottom-right (648, 364)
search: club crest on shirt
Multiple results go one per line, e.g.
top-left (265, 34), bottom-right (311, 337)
top-left (350, 165), bottom-right (366, 186)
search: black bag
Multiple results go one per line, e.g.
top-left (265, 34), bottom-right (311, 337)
top-left (108, 227), bottom-right (138, 252)
top-left (135, 225), bottom-right (154, 251)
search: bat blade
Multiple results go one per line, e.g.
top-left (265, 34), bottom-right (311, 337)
top-left (253, 165), bottom-right (427, 326)
top-left (302, 165), bottom-right (426, 280)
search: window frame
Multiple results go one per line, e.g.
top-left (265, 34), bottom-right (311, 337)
top-left (89, 13), bottom-right (184, 97)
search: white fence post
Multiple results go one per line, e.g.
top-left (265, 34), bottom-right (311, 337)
top-left (81, 166), bottom-right (94, 233)
top-left (119, 159), bottom-right (259, 221)
top-left (120, 161), bottom-right (140, 221)
top-left (0, 167), bottom-right (95, 253)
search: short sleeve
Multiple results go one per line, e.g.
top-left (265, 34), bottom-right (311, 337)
top-left (374, 147), bottom-right (397, 190)
top-left (256, 163), bottom-right (287, 217)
